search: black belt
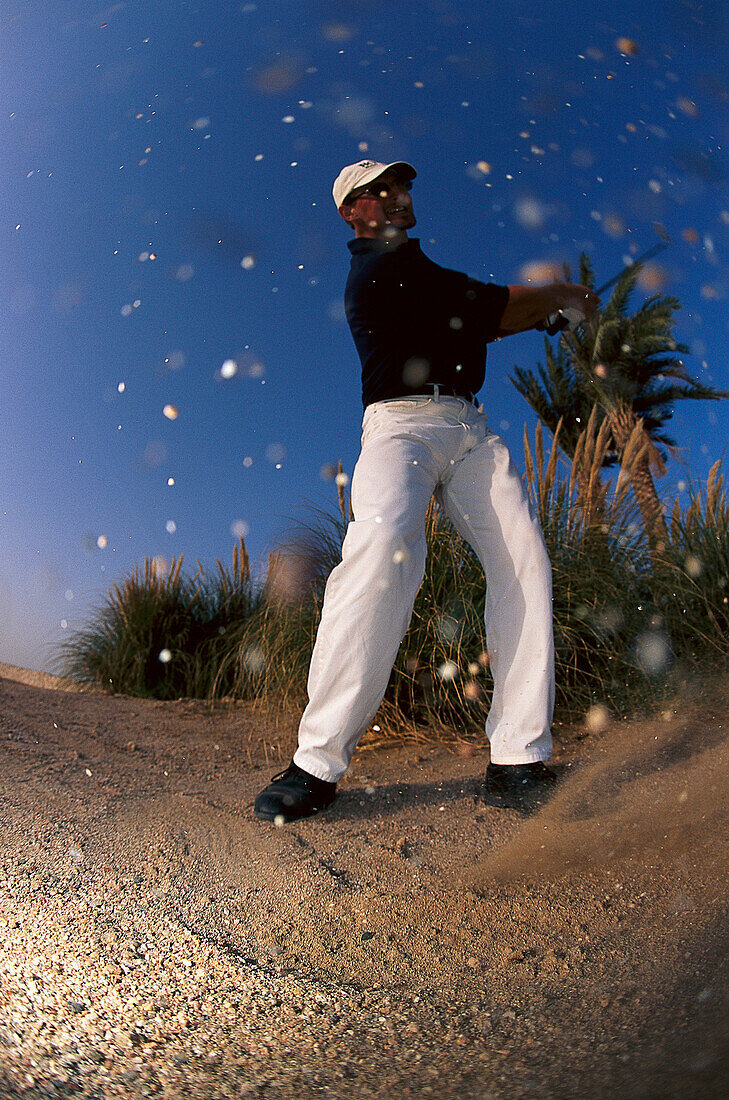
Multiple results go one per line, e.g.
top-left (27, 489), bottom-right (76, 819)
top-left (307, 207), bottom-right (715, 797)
top-left (420, 383), bottom-right (479, 406)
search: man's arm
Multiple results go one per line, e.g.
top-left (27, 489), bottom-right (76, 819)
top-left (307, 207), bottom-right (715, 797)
top-left (496, 283), bottom-right (600, 337)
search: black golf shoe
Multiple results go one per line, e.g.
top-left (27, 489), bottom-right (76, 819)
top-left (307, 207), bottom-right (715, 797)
top-left (254, 761), bottom-right (337, 824)
top-left (481, 761), bottom-right (558, 811)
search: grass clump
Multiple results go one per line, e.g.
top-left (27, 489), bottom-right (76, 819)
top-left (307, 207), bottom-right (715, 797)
top-left (59, 543), bottom-right (257, 699)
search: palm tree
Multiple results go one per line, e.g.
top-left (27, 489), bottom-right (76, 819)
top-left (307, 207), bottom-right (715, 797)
top-left (511, 254), bottom-right (729, 552)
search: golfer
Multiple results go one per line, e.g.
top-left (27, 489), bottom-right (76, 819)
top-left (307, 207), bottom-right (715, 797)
top-left (255, 159), bottom-right (599, 822)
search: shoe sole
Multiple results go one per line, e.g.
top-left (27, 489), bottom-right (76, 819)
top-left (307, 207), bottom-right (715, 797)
top-left (479, 786), bottom-right (555, 812)
top-left (253, 801), bottom-right (335, 824)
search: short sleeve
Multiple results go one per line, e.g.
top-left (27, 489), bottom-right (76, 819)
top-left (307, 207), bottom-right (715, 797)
top-left (465, 279), bottom-right (510, 343)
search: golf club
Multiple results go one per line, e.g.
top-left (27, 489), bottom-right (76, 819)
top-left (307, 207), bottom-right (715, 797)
top-left (543, 223), bottom-right (671, 335)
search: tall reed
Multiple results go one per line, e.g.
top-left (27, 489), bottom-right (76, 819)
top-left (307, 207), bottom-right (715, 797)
top-left (657, 460), bottom-right (729, 662)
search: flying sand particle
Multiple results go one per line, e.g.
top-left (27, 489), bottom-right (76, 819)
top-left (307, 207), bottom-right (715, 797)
top-left (615, 37), bottom-right (639, 56)
top-left (438, 661), bottom-right (459, 682)
top-left (586, 704), bottom-right (611, 733)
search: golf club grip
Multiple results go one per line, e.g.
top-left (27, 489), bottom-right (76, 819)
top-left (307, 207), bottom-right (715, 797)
top-left (545, 312), bottom-right (570, 335)
top-left (544, 307), bottom-right (585, 335)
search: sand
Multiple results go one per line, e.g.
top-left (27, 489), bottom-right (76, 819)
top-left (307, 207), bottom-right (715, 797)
top-left (1, 664), bottom-right (728, 1098)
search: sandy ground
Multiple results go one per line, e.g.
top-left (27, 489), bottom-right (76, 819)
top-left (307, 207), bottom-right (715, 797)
top-left (1, 665), bottom-right (728, 1099)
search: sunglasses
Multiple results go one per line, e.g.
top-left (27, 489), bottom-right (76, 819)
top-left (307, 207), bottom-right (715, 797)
top-left (347, 179), bottom-right (413, 202)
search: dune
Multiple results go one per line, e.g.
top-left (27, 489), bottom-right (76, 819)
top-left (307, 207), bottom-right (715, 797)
top-left (0, 662), bottom-right (71, 691)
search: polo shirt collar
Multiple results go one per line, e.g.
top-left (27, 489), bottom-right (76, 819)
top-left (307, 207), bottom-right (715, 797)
top-left (347, 236), bottom-right (421, 255)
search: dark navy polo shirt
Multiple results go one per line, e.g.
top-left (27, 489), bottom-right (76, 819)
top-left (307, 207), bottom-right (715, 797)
top-left (344, 236), bottom-right (510, 407)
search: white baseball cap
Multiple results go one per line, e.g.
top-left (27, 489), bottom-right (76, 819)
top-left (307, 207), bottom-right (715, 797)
top-left (332, 159), bottom-right (417, 208)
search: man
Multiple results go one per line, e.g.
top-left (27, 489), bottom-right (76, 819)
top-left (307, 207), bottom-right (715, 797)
top-left (254, 159), bottom-right (599, 822)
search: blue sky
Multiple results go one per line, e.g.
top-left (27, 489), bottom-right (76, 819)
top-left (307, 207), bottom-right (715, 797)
top-left (2, 0), bottom-right (728, 671)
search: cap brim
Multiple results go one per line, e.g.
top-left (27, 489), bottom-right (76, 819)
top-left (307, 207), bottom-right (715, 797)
top-left (381, 160), bottom-right (417, 180)
top-left (343, 160), bottom-right (417, 202)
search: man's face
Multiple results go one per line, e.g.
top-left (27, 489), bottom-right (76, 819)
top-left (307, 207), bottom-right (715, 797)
top-left (340, 170), bottom-right (417, 238)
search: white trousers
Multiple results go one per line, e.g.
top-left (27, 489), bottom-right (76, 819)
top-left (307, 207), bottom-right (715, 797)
top-left (294, 393), bottom-right (555, 782)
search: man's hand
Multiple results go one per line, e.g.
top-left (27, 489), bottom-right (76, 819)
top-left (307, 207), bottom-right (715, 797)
top-left (540, 283), bottom-right (600, 334)
top-left (498, 283), bottom-right (600, 337)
